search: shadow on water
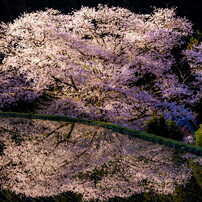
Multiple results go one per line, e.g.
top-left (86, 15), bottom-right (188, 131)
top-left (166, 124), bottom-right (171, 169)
top-left (0, 117), bottom-right (201, 201)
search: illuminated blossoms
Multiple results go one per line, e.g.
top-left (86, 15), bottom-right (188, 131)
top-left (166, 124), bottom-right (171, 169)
top-left (0, 5), bottom-right (201, 130)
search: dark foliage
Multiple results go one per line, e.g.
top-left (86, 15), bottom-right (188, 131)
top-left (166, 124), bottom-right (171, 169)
top-left (146, 115), bottom-right (184, 141)
top-left (0, 140), bottom-right (5, 155)
top-left (0, 189), bottom-right (83, 202)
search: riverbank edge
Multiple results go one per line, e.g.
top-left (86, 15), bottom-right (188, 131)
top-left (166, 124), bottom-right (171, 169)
top-left (0, 111), bottom-right (201, 156)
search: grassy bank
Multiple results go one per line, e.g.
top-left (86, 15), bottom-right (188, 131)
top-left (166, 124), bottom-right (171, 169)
top-left (0, 111), bottom-right (201, 156)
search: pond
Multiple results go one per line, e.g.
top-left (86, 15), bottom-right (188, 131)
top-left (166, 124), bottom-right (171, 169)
top-left (0, 117), bottom-right (201, 201)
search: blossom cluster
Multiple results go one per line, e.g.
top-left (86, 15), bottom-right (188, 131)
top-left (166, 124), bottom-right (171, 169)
top-left (0, 5), bottom-right (201, 130)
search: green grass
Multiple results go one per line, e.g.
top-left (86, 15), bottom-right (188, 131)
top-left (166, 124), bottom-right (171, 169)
top-left (0, 111), bottom-right (201, 156)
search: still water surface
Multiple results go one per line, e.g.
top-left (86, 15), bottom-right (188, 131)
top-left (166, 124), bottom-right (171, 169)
top-left (0, 117), bottom-right (201, 201)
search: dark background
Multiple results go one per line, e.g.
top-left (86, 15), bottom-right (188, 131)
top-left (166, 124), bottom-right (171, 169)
top-left (0, 0), bottom-right (201, 31)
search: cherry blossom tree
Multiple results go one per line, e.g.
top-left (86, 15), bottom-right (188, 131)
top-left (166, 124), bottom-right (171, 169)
top-left (0, 5), bottom-right (201, 130)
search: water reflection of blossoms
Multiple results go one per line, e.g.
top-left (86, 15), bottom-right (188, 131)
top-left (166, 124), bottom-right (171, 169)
top-left (0, 118), bottom-right (201, 201)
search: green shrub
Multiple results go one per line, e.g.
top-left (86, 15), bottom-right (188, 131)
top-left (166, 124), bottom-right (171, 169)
top-left (146, 115), bottom-right (184, 141)
top-left (195, 124), bottom-right (202, 147)
top-left (187, 30), bottom-right (202, 50)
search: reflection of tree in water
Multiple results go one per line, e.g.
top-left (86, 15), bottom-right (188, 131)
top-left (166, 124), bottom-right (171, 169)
top-left (0, 118), bottom-right (201, 201)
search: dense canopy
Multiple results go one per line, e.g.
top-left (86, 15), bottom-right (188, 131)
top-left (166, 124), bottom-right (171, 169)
top-left (0, 5), bottom-right (201, 131)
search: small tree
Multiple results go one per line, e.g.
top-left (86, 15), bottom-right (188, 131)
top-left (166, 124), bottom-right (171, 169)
top-left (167, 119), bottom-right (184, 141)
top-left (195, 124), bottom-right (202, 147)
top-left (146, 115), bottom-right (183, 141)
